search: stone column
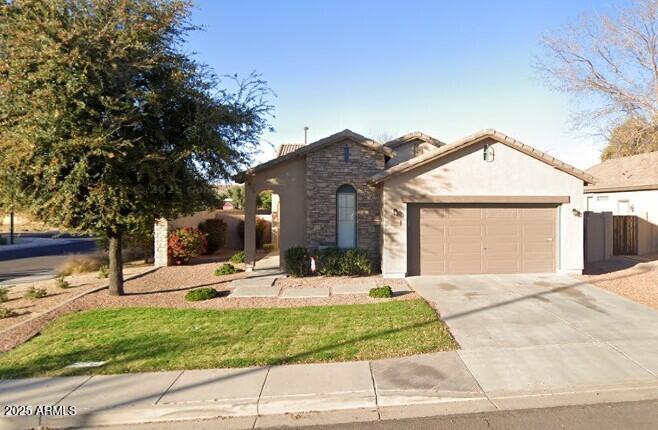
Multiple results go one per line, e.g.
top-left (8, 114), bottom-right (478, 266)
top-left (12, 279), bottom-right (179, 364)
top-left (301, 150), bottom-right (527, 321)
top-left (244, 181), bottom-right (257, 271)
top-left (153, 218), bottom-right (171, 267)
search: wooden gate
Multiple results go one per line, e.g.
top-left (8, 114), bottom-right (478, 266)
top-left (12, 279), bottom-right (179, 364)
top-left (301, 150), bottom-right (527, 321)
top-left (613, 215), bottom-right (638, 255)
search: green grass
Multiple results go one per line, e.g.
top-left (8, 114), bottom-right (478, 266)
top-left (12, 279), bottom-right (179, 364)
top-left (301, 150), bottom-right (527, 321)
top-left (0, 300), bottom-right (456, 378)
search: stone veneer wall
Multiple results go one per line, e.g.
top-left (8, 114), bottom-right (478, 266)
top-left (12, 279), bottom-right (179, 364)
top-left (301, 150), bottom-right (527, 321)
top-left (305, 139), bottom-right (385, 262)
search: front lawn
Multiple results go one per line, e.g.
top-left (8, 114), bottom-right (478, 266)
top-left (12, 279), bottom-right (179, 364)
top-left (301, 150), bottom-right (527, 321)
top-left (0, 300), bottom-right (456, 378)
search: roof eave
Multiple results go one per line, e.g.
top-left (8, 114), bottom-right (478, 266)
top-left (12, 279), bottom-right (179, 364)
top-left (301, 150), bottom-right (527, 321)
top-left (370, 130), bottom-right (596, 185)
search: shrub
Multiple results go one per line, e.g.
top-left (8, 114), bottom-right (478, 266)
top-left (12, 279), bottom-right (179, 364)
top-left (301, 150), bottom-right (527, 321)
top-left (237, 218), bottom-right (269, 249)
top-left (230, 251), bottom-right (245, 264)
top-left (318, 248), bottom-right (372, 276)
top-left (185, 287), bottom-right (219, 302)
top-left (199, 219), bottom-right (228, 253)
top-left (214, 263), bottom-right (243, 276)
top-left (0, 306), bottom-right (16, 319)
top-left (57, 254), bottom-right (108, 276)
top-left (285, 247), bottom-right (312, 277)
top-left (97, 265), bottom-right (109, 279)
top-left (369, 286), bottom-right (393, 298)
top-left (263, 243), bottom-right (274, 253)
top-left (168, 228), bottom-right (207, 265)
top-left (24, 287), bottom-right (47, 300)
top-left (56, 276), bottom-right (72, 289)
top-left (0, 287), bottom-right (8, 303)
top-left (0, 236), bottom-right (7, 245)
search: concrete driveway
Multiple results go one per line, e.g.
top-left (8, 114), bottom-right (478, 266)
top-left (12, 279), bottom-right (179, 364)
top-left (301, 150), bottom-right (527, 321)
top-left (408, 274), bottom-right (658, 396)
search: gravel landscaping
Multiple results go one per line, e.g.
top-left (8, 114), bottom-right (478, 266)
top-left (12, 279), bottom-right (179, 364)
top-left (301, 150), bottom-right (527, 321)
top-left (579, 256), bottom-right (658, 310)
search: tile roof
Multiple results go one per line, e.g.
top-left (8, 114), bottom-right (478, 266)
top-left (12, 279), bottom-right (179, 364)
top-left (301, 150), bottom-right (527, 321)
top-left (384, 132), bottom-right (445, 149)
top-left (234, 129), bottom-right (393, 182)
top-left (276, 144), bottom-right (305, 157)
top-left (585, 151), bottom-right (658, 193)
top-left (369, 129), bottom-right (595, 184)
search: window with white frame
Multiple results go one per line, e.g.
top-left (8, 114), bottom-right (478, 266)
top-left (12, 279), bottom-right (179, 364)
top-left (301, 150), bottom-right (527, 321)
top-left (336, 184), bottom-right (357, 249)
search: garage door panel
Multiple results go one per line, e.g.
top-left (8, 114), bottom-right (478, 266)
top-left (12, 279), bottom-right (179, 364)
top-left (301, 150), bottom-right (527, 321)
top-left (486, 208), bottom-right (519, 219)
top-left (522, 207), bottom-right (554, 221)
top-left (485, 224), bottom-right (518, 237)
top-left (447, 226), bottom-right (481, 238)
top-left (485, 259), bottom-right (520, 273)
top-left (448, 258), bottom-right (482, 274)
top-left (416, 204), bottom-right (556, 275)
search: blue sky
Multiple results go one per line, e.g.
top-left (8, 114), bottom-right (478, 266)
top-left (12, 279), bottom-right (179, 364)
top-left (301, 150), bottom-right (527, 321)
top-left (186, 0), bottom-right (623, 169)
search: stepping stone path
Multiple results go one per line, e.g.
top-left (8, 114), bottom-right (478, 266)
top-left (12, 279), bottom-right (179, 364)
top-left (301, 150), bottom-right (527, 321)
top-left (229, 277), bottom-right (276, 288)
top-left (280, 287), bottom-right (330, 298)
top-left (231, 286), bottom-right (281, 298)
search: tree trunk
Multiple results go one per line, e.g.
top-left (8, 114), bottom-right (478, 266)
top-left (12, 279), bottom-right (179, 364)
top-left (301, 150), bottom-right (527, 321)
top-left (108, 232), bottom-right (124, 296)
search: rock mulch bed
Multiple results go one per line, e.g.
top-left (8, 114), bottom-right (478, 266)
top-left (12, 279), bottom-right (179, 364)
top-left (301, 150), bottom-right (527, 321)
top-left (579, 257), bottom-right (658, 310)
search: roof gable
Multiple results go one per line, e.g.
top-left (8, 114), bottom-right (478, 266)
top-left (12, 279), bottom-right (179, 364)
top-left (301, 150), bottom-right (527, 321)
top-left (585, 151), bottom-right (658, 192)
top-left (384, 132), bottom-right (445, 149)
top-left (235, 129), bottom-right (393, 182)
top-left (370, 129), bottom-right (595, 185)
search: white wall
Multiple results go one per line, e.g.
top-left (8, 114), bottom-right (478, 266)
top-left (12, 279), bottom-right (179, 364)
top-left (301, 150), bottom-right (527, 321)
top-left (587, 189), bottom-right (658, 255)
top-left (382, 138), bottom-right (586, 276)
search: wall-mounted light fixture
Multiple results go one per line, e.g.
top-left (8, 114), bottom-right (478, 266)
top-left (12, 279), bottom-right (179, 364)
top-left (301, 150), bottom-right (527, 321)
top-left (483, 144), bottom-right (495, 162)
top-left (572, 208), bottom-right (582, 217)
top-left (393, 208), bottom-right (404, 218)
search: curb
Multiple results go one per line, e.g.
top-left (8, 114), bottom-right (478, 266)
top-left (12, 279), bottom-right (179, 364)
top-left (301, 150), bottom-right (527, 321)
top-left (4, 383), bottom-right (658, 429)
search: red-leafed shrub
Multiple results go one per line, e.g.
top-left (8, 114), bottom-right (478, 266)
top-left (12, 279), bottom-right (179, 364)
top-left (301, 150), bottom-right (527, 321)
top-left (168, 228), bottom-right (207, 265)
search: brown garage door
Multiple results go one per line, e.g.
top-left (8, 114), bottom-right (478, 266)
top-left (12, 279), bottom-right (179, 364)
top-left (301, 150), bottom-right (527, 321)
top-left (409, 205), bottom-right (556, 275)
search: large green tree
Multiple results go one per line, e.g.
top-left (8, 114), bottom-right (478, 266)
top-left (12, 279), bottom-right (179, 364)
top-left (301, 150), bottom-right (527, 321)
top-left (0, 0), bottom-right (273, 295)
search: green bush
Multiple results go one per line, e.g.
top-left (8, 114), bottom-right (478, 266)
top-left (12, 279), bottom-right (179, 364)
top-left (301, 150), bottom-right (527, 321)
top-left (185, 287), bottom-right (219, 302)
top-left (369, 286), bottom-right (393, 298)
top-left (318, 248), bottom-right (372, 276)
top-left (214, 263), bottom-right (243, 276)
top-left (97, 265), bottom-right (109, 279)
top-left (0, 287), bottom-right (8, 303)
top-left (230, 251), bottom-right (245, 264)
top-left (285, 246), bottom-right (312, 277)
top-left (56, 276), bottom-right (72, 289)
top-left (0, 306), bottom-right (16, 319)
top-left (237, 218), bottom-right (269, 249)
top-left (263, 243), bottom-right (274, 253)
top-left (0, 236), bottom-right (7, 245)
top-left (168, 228), bottom-right (208, 265)
top-left (24, 287), bottom-right (47, 300)
top-left (199, 219), bottom-right (228, 253)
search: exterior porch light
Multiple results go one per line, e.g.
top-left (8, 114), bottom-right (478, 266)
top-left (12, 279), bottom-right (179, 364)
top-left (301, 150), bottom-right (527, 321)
top-left (483, 144), bottom-right (495, 162)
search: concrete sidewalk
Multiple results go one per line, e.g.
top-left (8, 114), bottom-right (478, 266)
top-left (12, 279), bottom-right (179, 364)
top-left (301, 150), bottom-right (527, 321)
top-left (2, 349), bottom-right (658, 429)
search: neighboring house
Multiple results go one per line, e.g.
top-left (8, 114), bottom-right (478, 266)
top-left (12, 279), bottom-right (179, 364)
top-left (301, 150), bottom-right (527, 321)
top-left (384, 132), bottom-right (445, 167)
top-left (585, 151), bottom-right (658, 256)
top-left (235, 129), bottom-right (594, 277)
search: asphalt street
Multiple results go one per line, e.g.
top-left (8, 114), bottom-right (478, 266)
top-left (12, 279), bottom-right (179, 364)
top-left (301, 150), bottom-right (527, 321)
top-left (98, 399), bottom-right (658, 430)
top-left (0, 235), bottom-right (98, 284)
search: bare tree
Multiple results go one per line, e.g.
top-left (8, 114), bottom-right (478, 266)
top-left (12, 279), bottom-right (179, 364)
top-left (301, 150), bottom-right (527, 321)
top-left (537, 0), bottom-right (658, 158)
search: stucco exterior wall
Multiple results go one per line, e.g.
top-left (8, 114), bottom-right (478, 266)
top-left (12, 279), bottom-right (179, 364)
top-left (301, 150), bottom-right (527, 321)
top-left (386, 139), bottom-right (437, 168)
top-left (250, 156), bottom-right (307, 260)
top-left (586, 189), bottom-right (658, 255)
top-left (381, 138), bottom-right (586, 276)
top-left (305, 138), bottom-right (385, 260)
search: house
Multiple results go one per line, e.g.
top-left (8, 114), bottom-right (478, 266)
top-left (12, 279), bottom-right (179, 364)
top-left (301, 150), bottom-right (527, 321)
top-left (585, 151), bottom-right (658, 256)
top-left (235, 129), bottom-right (594, 277)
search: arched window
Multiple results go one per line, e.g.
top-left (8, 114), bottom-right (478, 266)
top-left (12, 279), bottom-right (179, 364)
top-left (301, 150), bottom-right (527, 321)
top-left (336, 184), bottom-right (357, 249)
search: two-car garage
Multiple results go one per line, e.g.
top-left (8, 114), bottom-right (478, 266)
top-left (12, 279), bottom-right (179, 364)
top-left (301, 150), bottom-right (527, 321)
top-left (407, 204), bottom-right (557, 275)
top-left (373, 130), bottom-right (593, 277)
